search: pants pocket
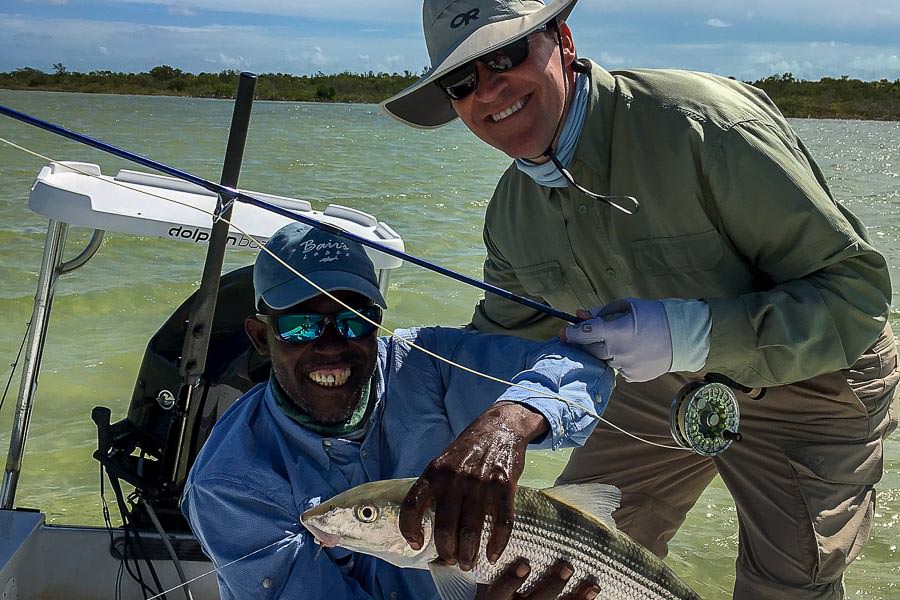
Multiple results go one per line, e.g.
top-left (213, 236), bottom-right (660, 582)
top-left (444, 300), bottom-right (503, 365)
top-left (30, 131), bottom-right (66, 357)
top-left (845, 324), bottom-right (900, 436)
top-left (888, 385), bottom-right (900, 437)
top-left (785, 440), bottom-right (881, 584)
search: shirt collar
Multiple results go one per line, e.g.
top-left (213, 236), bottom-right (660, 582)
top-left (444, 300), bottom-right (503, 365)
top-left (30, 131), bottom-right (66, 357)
top-left (261, 360), bottom-right (386, 472)
top-left (570, 61), bottom-right (617, 181)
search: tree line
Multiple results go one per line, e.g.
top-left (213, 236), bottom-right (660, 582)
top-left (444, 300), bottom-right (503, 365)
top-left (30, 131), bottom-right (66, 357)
top-left (0, 64), bottom-right (420, 104)
top-left (2, 65), bottom-right (899, 120)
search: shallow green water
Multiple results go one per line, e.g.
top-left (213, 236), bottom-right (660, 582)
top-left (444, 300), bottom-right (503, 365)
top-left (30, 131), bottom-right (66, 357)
top-left (0, 90), bottom-right (898, 598)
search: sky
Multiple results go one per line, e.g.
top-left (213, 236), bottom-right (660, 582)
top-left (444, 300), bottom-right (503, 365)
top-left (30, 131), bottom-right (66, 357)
top-left (1, 0), bottom-right (899, 82)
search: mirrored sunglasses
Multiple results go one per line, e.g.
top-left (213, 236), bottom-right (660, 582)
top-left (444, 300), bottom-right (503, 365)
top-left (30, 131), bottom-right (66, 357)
top-left (257, 306), bottom-right (382, 344)
top-left (437, 24), bottom-right (550, 101)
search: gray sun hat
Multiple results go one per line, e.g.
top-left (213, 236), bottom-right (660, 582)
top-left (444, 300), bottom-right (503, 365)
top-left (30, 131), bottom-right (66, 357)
top-left (381, 0), bottom-right (578, 129)
top-left (254, 223), bottom-right (387, 311)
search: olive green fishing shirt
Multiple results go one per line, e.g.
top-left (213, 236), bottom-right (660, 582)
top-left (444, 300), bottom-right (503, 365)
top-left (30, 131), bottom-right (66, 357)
top-left (471, 62), bottom-right (891, 388)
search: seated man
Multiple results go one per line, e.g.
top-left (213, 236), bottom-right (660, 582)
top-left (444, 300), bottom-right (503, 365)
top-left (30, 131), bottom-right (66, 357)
top-left (181, 223), bottom-right (615, 600)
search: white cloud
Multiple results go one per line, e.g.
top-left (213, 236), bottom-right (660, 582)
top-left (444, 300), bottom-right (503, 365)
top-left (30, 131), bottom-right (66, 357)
top-left (590, 1), bottom-right (900, 29)
top-left (168, 4), bottom-right (197, 17)
top-left (749, 51), bottom-right (784, 64)
top-left (599, 51), bottom-right (626, 67)
top-left (110, 0), bottom-right (418, 24)
top-left (765, 59), bottom-right (815, 77)
top-left (304, 46), bottom-right (333, 69)
top-left (217, 52), bottom-right (248, 69)
top-left (848, 53), bottom-right (900, 75)
top-left (98, 46), bottom-right (110, 56)
top-left (705, 18), bottom-right (731, 28)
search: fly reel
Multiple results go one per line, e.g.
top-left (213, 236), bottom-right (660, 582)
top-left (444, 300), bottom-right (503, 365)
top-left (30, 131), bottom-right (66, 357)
top-left (669, 377), bottom-right (746, 456)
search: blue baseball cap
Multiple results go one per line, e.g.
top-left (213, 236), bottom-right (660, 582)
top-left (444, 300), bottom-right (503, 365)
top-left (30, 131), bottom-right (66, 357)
top-left (254, 223), bottom-right (387, 311)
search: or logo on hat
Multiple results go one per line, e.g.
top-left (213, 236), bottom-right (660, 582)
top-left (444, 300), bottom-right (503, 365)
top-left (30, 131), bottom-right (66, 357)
top-left (450, 8), bottom-right (479, 29)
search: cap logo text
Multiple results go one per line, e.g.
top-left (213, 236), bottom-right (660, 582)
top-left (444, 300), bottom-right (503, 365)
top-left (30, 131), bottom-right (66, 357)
top-left (450, 8), bottom-right (479, 29)
top-left (301, 239), bottom-right (351, 263)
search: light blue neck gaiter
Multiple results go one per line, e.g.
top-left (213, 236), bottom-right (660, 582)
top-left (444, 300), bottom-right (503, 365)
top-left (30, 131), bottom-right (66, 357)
top-left (514, 71), bottom-right (590, 187)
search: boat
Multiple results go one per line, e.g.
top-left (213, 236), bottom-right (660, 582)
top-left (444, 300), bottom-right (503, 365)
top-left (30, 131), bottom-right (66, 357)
top-left (0, 159), bottom-right (405, 600)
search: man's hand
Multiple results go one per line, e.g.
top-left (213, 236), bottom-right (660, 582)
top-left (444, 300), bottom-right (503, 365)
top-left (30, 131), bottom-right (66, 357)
top-left (399, 402), bottom-right (548, 570)
top-left (561, 298), bottom-right (673, 382)
top-left (476, 558), bottom-right (600, 600)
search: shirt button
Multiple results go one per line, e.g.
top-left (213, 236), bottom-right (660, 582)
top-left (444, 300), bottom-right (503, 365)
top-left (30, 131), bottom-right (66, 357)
top-left (322, 440), bottom-right (332, 448)
top-left (577, 204), bottom-right (588, 215)
top-left (390, 593), bottom-right (399, 600)
top-left (361, 450), bottom-right (368, 457)
top-left (606, 268), bottom-right (616, 277)
top-left (262, 577), bottom-right (273, 589)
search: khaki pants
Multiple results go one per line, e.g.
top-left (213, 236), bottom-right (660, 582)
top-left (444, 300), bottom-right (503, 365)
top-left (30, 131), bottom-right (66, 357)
top-left (557, 324), bottom-right (900, 599)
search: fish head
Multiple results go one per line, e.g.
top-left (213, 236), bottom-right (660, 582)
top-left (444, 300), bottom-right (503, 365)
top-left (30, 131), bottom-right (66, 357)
top-left (300, 478), bottom-right (434, 568)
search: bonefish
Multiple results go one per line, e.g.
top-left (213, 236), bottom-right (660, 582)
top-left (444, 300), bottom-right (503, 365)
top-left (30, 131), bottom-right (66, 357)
top-left (301, 478), bottom-right (702, 600)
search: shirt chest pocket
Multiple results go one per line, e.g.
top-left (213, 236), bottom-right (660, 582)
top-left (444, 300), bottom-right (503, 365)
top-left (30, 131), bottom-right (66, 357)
top-left (514, 261), bottom-right (566, 297)
top-left (512, 260), bottom-right (590, 314)
top-left (631, 229), bottom-right (724, 274)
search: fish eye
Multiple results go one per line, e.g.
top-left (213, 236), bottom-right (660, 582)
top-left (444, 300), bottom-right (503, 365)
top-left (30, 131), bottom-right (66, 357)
top-left (354, 503), bottom-right (379, 523)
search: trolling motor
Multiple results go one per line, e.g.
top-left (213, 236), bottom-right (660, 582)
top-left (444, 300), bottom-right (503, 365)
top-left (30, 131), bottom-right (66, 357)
top-left (669, 374), bottom-right (764, 456)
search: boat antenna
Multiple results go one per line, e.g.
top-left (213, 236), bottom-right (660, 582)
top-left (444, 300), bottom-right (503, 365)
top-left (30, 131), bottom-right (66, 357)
top-left (161, 72), bottom-right (257, 492)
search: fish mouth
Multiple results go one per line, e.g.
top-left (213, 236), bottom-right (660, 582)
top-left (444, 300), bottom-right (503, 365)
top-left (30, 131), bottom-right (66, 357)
top-left (300, 516), bottom-right (342, 548)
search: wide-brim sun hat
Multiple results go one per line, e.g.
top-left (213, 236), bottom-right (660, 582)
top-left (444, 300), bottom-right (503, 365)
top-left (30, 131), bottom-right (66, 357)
top-left (381, 0), bottom-right (578, 129)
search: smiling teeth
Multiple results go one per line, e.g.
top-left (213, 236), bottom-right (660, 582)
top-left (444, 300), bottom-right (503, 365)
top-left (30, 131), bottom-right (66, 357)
top-left (309, 368), bottom-right (351, 387)
top-left (492, 98), bottom-right (526, 122)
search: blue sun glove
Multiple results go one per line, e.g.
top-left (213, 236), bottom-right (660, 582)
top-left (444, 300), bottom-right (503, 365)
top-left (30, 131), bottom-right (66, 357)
top-left (563, 298), bottom-right (711, 382)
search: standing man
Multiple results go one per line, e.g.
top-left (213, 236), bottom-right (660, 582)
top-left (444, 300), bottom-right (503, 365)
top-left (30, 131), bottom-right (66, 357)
top-left (382, 1), bottom-right (900, 598)
top-left (182, 223), bottom-right (613, 600)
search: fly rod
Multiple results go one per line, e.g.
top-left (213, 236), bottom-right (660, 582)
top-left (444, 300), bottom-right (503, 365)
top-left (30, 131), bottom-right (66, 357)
top-left (0, 103), bottom-right (579, 324)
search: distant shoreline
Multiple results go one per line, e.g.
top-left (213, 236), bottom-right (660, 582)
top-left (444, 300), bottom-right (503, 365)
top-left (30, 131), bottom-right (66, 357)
top-left (3, 67), bottom-right (899, 121)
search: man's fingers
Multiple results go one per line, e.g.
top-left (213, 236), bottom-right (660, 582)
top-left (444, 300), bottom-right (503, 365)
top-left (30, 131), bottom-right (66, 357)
top-left (563, 320), bottom-right (605, 345)
top-left (560, 580), bottom-right (601, 600)
top-left (485, 487), bottom-right (515, 564)
top-left (433, 489), bottom-right (464, 563)
top-left (522, 561), bottom-right (574, 600)
top-left (457, 500), bottom-right (487, 570)
top-left (482, 558), bottom-right (530, 599)
top-left (399, 477), bottom-right (432, 549)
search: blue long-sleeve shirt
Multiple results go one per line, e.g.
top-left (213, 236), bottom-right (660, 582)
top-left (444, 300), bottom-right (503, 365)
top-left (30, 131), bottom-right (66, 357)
top-left (181, 326), bottom-right (614, 600)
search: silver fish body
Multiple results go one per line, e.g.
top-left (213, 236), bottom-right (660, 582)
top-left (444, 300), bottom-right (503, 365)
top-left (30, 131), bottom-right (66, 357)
top-left (301, 478), bottom-right (702, 600)
top-left (486, 485), bottom-right (701, 600)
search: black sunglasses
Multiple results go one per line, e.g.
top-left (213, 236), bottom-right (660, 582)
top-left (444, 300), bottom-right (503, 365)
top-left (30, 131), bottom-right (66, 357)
top-left (257, 306), bottom-right (382, 344)
top-left (437, 24), bottom-right (551, 101)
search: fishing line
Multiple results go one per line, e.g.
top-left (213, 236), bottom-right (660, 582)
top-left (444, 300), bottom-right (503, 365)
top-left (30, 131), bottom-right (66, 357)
top-left (0, 104), bottom-right (576, 325)
top-left (144, 536), bottom-right (291, 600)
top-left (0, 135), bottom-right (686, 451)
top-left (0, 320), bottom-right (31, 416)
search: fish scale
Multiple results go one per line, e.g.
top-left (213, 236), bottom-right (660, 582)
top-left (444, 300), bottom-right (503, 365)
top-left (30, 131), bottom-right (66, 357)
top-left (473, 487), bottom-right (700, 599)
